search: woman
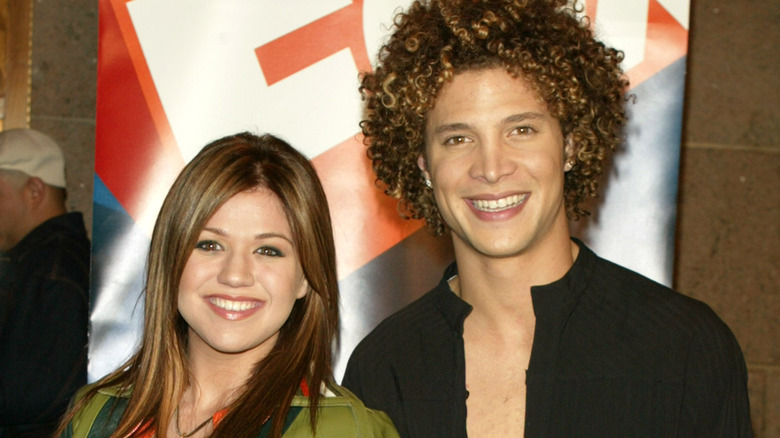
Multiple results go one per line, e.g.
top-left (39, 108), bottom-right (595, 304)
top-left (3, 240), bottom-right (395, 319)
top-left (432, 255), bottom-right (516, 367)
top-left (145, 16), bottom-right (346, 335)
top-left (57, 133), bottom-right (398, 437)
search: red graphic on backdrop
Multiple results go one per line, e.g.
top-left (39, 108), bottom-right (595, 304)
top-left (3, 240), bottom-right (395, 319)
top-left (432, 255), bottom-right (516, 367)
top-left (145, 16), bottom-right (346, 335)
top-left (98, 0), bottom-right (183, 231)
top-left (97, 0), bottom-right (687, 278)
top-left (628, 0), bottom-right (688, 85)
top-left (585, 0), bottom-right (688, 86)
top-left (256, 0), bottom-right (371, 85)
top-left (254, 0), bottom-right (422, 278)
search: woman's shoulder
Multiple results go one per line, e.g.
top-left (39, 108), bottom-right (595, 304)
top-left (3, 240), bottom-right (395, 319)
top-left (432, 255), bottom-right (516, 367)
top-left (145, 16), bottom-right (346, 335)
top-left (62, 384), bottom-right (130, 438)
top-left (286, 383), bottom-right (399, 437)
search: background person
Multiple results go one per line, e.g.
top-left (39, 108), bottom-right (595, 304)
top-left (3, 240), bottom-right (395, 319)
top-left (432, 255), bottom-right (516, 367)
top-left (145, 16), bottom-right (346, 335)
top-left (0, 129), bottom-right (90, 437)
top-left (343, 1), bottom-right (752, 437)
top-left (56, 132), bottom-right (398, 438)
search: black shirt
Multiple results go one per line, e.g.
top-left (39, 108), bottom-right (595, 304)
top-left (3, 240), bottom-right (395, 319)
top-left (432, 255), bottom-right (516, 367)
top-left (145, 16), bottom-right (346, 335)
top-left (343, 240), bottom-right (752, 437)
top-left (0, 213), bottom-right (90, 436)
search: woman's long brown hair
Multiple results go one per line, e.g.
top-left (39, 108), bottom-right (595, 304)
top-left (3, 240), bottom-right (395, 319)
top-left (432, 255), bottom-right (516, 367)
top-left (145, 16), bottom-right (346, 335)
top-left (55, 132), bottom-right (339, 437)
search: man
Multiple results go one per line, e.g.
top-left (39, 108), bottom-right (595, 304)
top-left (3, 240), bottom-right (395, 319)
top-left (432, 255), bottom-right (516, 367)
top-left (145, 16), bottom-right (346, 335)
top-left (0, 129), bottom-right (90, 437)
top-left (343, 1), bottom-right (751, 437)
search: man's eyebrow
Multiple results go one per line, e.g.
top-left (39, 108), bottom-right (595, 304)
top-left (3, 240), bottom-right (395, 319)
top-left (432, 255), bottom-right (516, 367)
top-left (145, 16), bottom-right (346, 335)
top-left (432, 112), bottom-right (548, 135)
top-left (503, 112), bottom-right (546, 124)
top-left (432, 122), bottom-right (472, 135)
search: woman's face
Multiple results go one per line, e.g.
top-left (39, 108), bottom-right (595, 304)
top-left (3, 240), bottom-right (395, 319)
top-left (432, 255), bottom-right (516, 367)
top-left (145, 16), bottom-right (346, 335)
top-left (178, 188), bottom-right (307, 362)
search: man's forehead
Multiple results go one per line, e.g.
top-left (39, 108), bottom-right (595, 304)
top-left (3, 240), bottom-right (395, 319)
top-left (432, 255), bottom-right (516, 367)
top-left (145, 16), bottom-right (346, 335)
top-left (433, 67), bottom-right (543, 102)
top-left (0, 169), bottom-right (28, 185)
top-left (429, 69), bottom-right (548, 112)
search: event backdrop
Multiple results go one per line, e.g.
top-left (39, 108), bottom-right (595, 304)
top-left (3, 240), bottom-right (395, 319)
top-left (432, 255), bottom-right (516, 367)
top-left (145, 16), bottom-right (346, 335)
top-left (90, 0), bottom-right (690, 382)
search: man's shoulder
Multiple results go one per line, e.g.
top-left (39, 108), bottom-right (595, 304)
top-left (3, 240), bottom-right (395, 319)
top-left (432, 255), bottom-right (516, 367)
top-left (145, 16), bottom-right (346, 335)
top-left (352, 286), bottom-right (452, 353)
top-left (378, 286), bottom-right (447, 328)
top-left (14, 214), bottom-right (89, 269)
top-left (14, 213), bottom-right (88, 254)
top-left (37, 213), bottom-right (89, 248)
top-left (588, 252), bottom-right (733, 340)
top-left (342, 284), bottom-right (463, 433)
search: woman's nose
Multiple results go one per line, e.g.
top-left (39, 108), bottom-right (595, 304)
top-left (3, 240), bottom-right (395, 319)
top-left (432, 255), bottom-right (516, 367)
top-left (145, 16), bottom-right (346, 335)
top-left (216, 252), bottom-right (254, 287)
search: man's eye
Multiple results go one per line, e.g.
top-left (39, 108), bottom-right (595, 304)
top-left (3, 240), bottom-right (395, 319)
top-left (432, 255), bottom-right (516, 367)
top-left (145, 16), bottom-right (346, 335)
top-left (443, 135), bottom-right (468, 146)
top-left (195, 240), bottom-right (221, 251)
top-left (511, 126), bottom-right (535, 136)
top-left (258, 246), bottom-right (283, 257)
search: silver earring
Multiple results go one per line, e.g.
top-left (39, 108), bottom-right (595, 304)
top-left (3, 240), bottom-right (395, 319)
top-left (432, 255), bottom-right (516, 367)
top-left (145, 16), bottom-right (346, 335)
top-left (425, 178), bottom-right (432, 188)
top-left (565, 160), bottom-right (575, 171)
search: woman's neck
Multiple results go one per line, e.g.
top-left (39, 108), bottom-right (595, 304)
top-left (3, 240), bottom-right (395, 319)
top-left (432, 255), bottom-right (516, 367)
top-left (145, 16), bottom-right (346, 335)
top-left (180, 332), bottom-right (271, 426)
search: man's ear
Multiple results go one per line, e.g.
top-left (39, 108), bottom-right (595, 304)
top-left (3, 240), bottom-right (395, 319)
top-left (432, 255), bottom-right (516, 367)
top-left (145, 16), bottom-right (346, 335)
top-left (417, 154), bottom-right (431, 182)
top-left (22, 177), bottom-right (47, 207)
top-left (563, 135), bottom-right (577, 172)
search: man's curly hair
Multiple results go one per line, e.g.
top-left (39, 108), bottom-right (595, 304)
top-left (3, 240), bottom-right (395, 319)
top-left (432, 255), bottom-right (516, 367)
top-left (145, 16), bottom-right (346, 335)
top-left (360, 0), bottom-right (629, 235)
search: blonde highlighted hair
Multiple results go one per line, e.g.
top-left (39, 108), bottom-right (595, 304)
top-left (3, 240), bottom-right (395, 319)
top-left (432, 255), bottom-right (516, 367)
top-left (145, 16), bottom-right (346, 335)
top-left (57, 132), bottom-right (339, 437)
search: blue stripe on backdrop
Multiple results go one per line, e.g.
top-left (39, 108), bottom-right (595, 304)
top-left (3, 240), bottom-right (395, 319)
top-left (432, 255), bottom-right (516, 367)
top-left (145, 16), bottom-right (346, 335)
top-left (571, 56), bottom-right (686, 286)
top-left (89, 175), bottom-right (148, 382)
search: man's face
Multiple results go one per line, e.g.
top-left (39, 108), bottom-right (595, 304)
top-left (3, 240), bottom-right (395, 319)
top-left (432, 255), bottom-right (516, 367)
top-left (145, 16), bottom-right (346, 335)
top-left (0, 173), bottom-right (28, 252)
top-left (421, 67), bottom-right (573, 261)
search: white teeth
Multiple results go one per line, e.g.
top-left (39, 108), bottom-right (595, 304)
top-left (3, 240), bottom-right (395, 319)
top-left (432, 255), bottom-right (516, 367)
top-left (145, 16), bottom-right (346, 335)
top-left (471, 194), bottom-right (528, 212)
top-left (209, 297), bottom-right (259, 312)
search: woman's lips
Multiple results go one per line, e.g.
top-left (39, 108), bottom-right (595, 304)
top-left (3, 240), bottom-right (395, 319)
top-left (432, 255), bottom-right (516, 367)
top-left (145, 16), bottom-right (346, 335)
top-left (206, 296), bottom-right (263, 321)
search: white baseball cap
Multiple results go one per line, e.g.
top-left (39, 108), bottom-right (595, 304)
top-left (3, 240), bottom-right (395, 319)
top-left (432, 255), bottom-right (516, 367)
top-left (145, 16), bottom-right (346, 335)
top-left (0, 128), bottom-right (66, 188)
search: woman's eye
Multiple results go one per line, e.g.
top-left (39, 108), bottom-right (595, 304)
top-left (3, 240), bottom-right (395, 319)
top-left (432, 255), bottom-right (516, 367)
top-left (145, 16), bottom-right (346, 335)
top-left (195, 240), bottom-right (221, 251)
top-left (258, 246), bottom-right (283, 257)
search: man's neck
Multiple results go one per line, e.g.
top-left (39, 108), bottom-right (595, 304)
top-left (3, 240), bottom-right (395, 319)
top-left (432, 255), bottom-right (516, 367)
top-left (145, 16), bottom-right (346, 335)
top-left (451, 233), bottom-right (578, 324)
top-left (19, 205), bottom-right (67, 243)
